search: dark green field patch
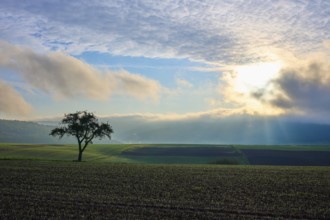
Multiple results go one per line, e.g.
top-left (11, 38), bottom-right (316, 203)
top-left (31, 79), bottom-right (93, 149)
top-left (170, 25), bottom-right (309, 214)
top-left (122, 156), bottom-right (242, 164)
top-left (235, 145), bottom-right (330, 151)
top-left (241, 149), bottom-right (330, 166)
top-left (122, 146), bottom-right (238, 156)
top-left (121, 145), bottom-right (246, 164)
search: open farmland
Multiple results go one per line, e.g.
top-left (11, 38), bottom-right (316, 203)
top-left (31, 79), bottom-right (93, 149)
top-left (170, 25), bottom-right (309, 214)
top-left (1, 160), bottom-right (330, 219)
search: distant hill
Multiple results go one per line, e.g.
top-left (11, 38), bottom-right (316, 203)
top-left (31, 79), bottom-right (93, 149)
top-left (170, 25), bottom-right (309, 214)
top-left (0, 119), bottom-right (121, 144)
top-left (100, 116), bottom-right (330, 145)
top-left (1, 117), bottom-right (330, 145)
top-left (0, 120), bottom-right (59, 143)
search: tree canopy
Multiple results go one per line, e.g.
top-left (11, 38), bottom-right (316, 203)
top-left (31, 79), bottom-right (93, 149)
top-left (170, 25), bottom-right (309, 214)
top-left (50, 111), bottom-right (113, 161)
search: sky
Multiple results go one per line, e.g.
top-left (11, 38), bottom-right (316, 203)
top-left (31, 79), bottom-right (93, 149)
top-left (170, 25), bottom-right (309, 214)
top-left (1, 0), bottom-right (330, 127)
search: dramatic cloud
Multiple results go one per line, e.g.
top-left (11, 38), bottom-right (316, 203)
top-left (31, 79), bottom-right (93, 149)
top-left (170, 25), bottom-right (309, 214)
top-left (269, 55), bottom-right (330, 116)
top-left (0, 80), bottom-right (32, 116)
top-left (0, 41), bottom-right (161, 113)
top-left (218, 67), bottom-right (283, 116)
top-left (1, 0), bottom-right (329, 65)
top-left (219, 52), bottom-right (330, 118)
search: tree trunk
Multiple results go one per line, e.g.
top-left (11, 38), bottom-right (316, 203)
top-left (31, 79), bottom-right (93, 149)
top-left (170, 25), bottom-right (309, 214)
top-left (78, 150), bottom-right (83, 162)
top-left (77, 142), bottom-right (83, 162)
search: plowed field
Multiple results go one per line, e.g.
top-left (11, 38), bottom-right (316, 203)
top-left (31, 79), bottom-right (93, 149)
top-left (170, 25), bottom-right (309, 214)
top-left (1, 160), bottom-right (330, 219)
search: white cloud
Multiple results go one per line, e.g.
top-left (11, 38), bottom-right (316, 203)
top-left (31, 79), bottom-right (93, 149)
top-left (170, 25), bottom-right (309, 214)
top-left (1, 0), bottom-right (330, 120)
top-left (105, 107), bottom-right (247, 122)
top-left (1, 42), bottom-right (115, 100)
top-left (323, 39), bottom-right (330, 49)
top-left (114, 71), bottom-right (160, 101)
top-left (0, 41), bottom-right (161, 112)
top-left (0, 80), bottom-right (32, 116)
top-left (1, 0), bottom-right (329, 65)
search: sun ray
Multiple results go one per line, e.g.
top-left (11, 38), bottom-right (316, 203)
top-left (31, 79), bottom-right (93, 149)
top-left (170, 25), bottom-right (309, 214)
top-left (224, 61), bottom-right (285, 115)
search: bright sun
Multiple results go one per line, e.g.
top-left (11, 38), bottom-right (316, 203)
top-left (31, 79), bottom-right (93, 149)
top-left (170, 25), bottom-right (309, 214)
top-left (234, 61), bottom-right (282, 93)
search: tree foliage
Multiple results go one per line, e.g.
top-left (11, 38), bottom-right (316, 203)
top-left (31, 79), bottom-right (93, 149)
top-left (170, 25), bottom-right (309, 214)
top-left (50, 111), bottom-right (113, 161)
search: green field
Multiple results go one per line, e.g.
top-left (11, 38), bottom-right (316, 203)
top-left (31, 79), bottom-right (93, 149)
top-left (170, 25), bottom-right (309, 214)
top-left (1, 143), bottom-right (330, 165)
top-left (1, 160), bottom-right (329, 219)
top-left (0, 143), bottom-right (248, 164)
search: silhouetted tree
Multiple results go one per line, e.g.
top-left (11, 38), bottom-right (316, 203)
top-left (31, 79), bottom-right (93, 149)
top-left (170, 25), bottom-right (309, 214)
top-left (50, 111), bottom-right (113, 161)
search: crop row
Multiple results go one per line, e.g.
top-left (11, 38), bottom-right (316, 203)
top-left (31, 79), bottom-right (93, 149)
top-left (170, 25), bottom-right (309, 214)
top-left (1, 160), bottom-right (330, 219)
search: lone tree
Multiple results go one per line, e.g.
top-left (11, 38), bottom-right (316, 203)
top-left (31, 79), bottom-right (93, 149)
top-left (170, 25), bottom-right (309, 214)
top-left (50, 111), bottom-right (113, 162)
